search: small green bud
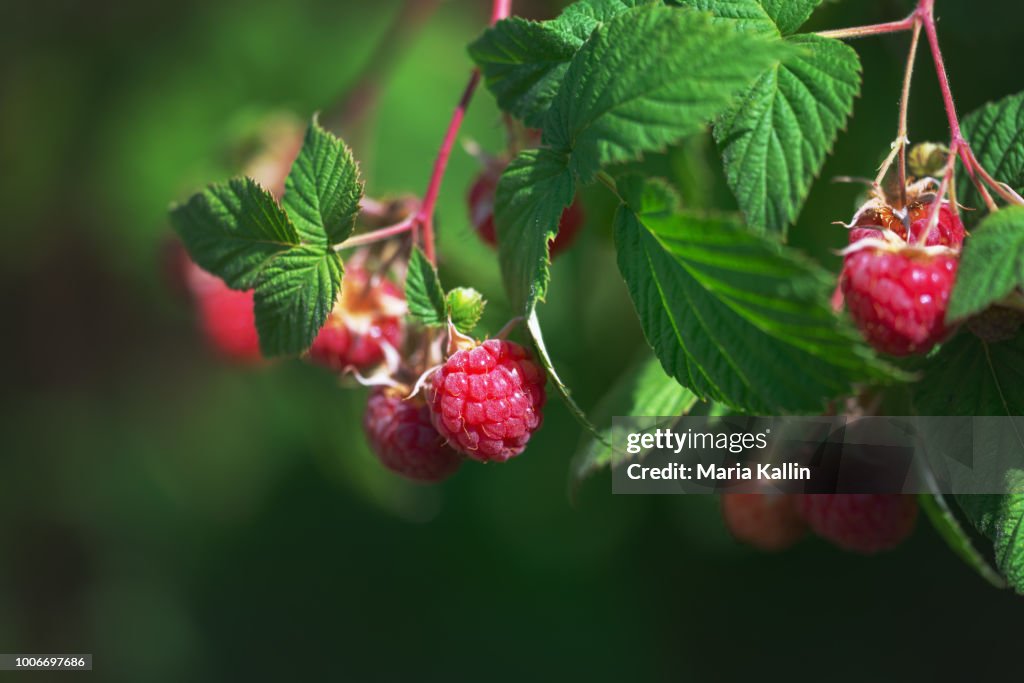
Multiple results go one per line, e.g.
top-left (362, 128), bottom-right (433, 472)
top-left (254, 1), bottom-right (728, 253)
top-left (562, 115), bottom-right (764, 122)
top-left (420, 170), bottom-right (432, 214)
top-left (446, 287), bottom-right (486, 334)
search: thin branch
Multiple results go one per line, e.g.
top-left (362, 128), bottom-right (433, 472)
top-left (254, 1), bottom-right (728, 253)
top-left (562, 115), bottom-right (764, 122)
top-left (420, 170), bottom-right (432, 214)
top-left (919, 0), bottom-right (962, 143)
top-left (413, 0), bottom-right (512, 264)
top-left (896, 19), bottom-right (922, 207)
top-left (966, 146), bottom-right (1024, 206)
top-left (917, 0), bottom-right (998, 211)
top-left (873, 140), bottom-right (904, 192)
top-left (334, 218), bottom-right (414, 251)
top-left (415, 70), bottom-right (481, 263)
top-left (947, 159), bottom-right (960, 221)
top-left (819, 0), bottom-right (1021, 216)
top-left (491, 0), bottom-right (512, 23)
top-left (816, 15), bottom-right (915, 40)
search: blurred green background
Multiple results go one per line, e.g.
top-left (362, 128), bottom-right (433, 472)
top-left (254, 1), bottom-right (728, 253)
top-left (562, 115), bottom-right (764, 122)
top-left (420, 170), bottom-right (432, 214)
top-left (2, 0), bottom-right (1023, 680)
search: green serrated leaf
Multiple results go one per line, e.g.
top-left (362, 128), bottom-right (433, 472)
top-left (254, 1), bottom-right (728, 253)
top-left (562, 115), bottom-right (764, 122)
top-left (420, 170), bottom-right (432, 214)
top-left (614, 200), bottom-right (897, 413)
top-left (956, 479), bottom-right (1024, 595)
top-left (469, 0), bottom-right (647, 128)
top-left (252, 245), bottom-right (344, 356)
top-left (468, 18), bottom-right (582, 128)
top-left (405, 247), bottom-right (447, 328)
top-left (446, 287), bottom-right (486, 334)
top-left (282, 119), bottom-right (363, 246)
top-left (543, 3), bottom-right (788, 183)
top-left (169, 177), bottom-right (299, 289)
top-left (911, 332), bottom-right (1024, 417)
top-left (912, 333), bottom-right (1024, 593)
top-left (959, 91), bottom-right (1024, 226)
top-left (759, 0), bottom-right (822, 34)
top-left (714, 34), bottom-right (860, 234)
top-left (494, 148), bottom-right (576, 313)
top-left (919, 494), bottom-right (1007, 590)
top-left (572, 354), bottom-right (698, 484)
top-left (559, 0), bottom-right (652, 29)
top-left (947, 206), bottom-right (1024, 322)
top-left (669, 0), bottom-right (779, 36)
top-left (169, 122), bottom-right (361, 358)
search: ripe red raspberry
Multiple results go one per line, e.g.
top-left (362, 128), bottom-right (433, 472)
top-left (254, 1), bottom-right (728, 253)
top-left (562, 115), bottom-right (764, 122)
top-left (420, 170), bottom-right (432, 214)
top-left (468, 168), bottom-right (584, 258)
top-left (428, 339), bottom-right (546, 462)
top-left (721, 493), bottom-right (807, 551)
top-left (186, 262), bottom-right (262, 362)
top-left (797, 494), bottom-right (918, 554)
top-left (363, 387), bottom-right (463, 482)
top-left (308, 267), bottom-right (405, 371)
top-left (840, 246), bottom-right (958, 356)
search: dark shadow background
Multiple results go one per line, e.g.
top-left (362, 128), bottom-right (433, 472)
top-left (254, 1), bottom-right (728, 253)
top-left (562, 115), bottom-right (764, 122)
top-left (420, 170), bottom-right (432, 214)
top-left (1, 0), bottom-right (1022, 680)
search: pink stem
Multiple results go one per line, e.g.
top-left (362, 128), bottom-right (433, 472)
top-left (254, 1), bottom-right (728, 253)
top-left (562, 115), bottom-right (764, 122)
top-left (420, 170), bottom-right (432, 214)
top-left (917, 0), bottom-right (999, 210)
top-left (816, 15), bottom-right (915, 40)
top-left (966, 147), bottom-right (1024, 205)
top-left (415, 70), bottom-right (480, 263)
top-left (414, 0), bottom-right (511, 264)
top-left (895, 19), bottom-right (922, 208)
top-left (334, 218), bottom-right (414, 251)
top-left (491, 0), bottom-right (512, 24)
top-left (918, 1), bottom-right (962, 143)
top-left (822, 0), bottom-right (1018, 213)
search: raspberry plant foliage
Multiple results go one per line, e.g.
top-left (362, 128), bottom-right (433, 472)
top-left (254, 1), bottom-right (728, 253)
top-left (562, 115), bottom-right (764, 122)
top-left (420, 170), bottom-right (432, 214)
top-left (171, 120), bottom-right (358, 356)
top-left (613, 175), bottom-right (891, 412)
top-left (947, 206), bottom-right (1024, 321)
top-left (168, 0), bottom-right (1024, 595)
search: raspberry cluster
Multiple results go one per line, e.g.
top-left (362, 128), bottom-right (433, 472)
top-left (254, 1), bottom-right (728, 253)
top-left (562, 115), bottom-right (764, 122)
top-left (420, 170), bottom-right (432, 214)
top-left (307, 267), bottom-right (406, 372)
top-left (723, 493), bottom-right (918, 554)
top-left (797, 494), bottom-right (918, 554)
top-left (169, 121), bottom-right (559, 483)
top-left (179, 252), bottom-right (549, 478)
top-left (721, 494), bottom-right (807, 551)
top-left (175, 254), bottom-right (548, 479)
top-left (837, 186), bottom-right (965, 356)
